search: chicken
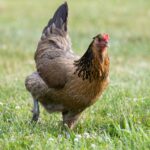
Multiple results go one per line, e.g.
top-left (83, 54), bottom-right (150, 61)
top-left (25, 2), bottom-right (110, 129)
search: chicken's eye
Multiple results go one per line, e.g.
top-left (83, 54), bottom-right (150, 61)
top-left (98, 38), bottom-right (101, 42)
top-left (97, 34), bottom-right (103, 42)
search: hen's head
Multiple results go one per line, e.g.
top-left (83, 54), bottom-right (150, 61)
top-left (92, 33), bottom-right (109, 52)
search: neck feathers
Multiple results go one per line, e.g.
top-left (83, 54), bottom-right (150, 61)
top-left (74, 43), bottom-right (109, 82)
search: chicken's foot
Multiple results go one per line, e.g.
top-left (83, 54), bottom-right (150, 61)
top-left (31, 99), bottom-right (40, 122)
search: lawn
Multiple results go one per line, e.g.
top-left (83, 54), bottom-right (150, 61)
top-left (0, 0), bottom-right (150, 149)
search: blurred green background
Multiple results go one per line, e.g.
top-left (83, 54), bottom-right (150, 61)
top-left (0, 0), bottom-right (150, 149)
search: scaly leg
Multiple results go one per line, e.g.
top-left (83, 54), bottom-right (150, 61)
top-left (62, 111), bottom-right (82, 129)
top-left (31, 99), bottom-right (40, 122)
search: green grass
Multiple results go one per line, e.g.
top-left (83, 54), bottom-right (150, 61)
top-left (0, 0), bottom-right (150, 149)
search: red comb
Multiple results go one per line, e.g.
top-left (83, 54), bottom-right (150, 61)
top-left (102, 34), bottom-right (109, 42)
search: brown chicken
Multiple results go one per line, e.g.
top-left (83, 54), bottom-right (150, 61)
top-left (25, 2), bottom-right (110, 129)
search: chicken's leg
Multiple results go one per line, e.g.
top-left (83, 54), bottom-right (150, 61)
top-left (31, 99), bottom-right (40, 122)
top-left (62, 111), bottom-right (82, 129)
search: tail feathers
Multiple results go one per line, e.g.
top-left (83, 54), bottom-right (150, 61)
top-left (42, 2), bottom-right (68, 39)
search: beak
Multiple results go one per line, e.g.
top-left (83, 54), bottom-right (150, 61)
top-left (103, 41), bottom-right (109, 47)
top-left (105, 41), bottom-right (108, 47)
top-left (106, 41), bottom-right (110, 47)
